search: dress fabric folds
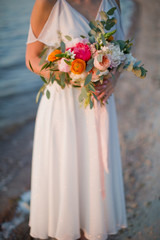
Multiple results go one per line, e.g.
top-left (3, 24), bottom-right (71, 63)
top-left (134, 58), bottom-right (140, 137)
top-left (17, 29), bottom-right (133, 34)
top-left (26, 0), bottom-right (128, 239)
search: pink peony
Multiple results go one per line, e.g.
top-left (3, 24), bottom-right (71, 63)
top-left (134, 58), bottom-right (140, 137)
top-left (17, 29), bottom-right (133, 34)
top-left (67, 42), bottom-right (91, 62)
top-left (58, 58), bottom-right (70, 72)
top-left (94, 53), bottom-right (111, 71)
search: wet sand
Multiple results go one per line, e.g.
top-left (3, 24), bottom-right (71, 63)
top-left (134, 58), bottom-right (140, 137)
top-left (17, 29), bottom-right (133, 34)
top-left (0, 0), bottom-right (160, 239)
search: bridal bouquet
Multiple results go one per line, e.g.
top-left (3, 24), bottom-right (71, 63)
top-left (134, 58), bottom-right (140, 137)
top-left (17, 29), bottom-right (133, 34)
top-left (29, 7), bottom-right (147, 109)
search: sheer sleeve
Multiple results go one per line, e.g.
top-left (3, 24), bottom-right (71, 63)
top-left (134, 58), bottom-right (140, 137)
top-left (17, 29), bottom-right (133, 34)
top-left (26, 0), bottom-right (61, 46)
top-left (105, 0), bottom-right (125, 41)
top-left (113, 0), bottom-right (125, 41)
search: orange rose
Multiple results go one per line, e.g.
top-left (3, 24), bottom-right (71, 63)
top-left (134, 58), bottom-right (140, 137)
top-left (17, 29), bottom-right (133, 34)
top-left (71, 59), bottom-right (86, 74)
top-left (48, 49), bottom-right (62, 62)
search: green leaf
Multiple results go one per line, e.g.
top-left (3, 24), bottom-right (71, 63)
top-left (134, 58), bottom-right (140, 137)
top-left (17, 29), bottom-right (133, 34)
top-left (87, 83), bottom-right (96, 92)
top-left (39, 52), bottom-right (48, 65)
top-left (99, 11), bottom-right (108, 21)
top-left (80, 35), bottom-right (86, 38)
top-left (90, 29), bottom-right (96, 36)
top-left (96, 70), bottom-right (100, 75)
top-left (78, 93), bottom-right (84, 102)
top-left (107, 7), bottom-right (117, 16)
top-left (89, 36), bottom-right (95, 44)
top-left (87, 58), bottom-right (94, 65)
top-left (92, 93), bottom-right (98, 100)
top-left (104, 29), bottom-right (117, 39)
top-left (86, 63), bottom-right (94, 72)
top-left (90, 98), bottom-right (94, 109)
top-left (64, 35), bottom-right (72, 41)
top-left (133, 60), bottom-right (142, 68)
top-left (55, 53), bottom-right (66, 58)
top-left (36, 84), bottom-right (46, 103)
top-left (39, 47), bottom-right (48, 57)
top-left (60, 41), bottom-right (66, 53)
top-left (29, 60), bottom-right (34, 72)
top-left (46, 89), bottom-right (50, 99)
top-left (40, 75), bottom-right (48, 84)
top-left (105, 19), bottom-right (116, 30)
top-left (116, 40), bottom-right (126, 51)
top-left (40, 62), bottom-right (50, 71)
top-left (84, 73), bottom-right (92, 86)
top-left (64, 59), bottom-right (72, 65)
top-left (97, 54), bottom-right (103, 63)
top-left (60, 72), bottom-right (66, 88)
top-left (101, 33), bottom-right (107, 46)
top-left (51, 74), bottom-right (56, 84)
top-left (89, 21), bottom-right (97, 30)
top-left (81, 86), bottom-right (88, 98)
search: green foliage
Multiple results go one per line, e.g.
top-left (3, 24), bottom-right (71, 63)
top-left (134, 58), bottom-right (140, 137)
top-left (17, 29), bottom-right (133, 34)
top-left (86, 59), bottom-right (94, 72)
top-left (29, 60), bottom-right (34, 72)
top-left (84, 73), bottom-right (92, 86)
top-left (40, 75), bottom-right (48, 84)
top-left (60, 41), bottom-right (66, 53)
top-left (64, 35), bottom-right (72, 41)
top-left (97, 54), bottom-right (103, 63)
top-left (107, 7), bottom-right (117, 15)
top-left (46, 89), bottom-right (50, 99)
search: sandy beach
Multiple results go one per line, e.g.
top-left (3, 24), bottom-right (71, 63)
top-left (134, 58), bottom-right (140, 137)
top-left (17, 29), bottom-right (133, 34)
top-left (0, 0), bottom-right (160, 239)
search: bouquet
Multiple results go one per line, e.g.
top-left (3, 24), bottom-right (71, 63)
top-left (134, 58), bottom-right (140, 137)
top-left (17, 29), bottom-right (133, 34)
top-left (29, 7), bottom-right (147, 109)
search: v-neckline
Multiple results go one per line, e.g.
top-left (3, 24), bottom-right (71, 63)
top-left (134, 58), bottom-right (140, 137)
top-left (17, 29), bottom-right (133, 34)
top-left (63, 0), bottom-right (104, 23)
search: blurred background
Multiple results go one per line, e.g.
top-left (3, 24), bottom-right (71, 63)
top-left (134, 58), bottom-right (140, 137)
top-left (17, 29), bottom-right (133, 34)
top-left (0, 0), bottom-right (160, 239)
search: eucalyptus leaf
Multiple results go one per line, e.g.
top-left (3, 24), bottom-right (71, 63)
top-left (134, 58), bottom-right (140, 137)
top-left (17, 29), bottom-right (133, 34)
top-left (39, 53), bottom-right (48, 65)
top-left (87, 58), bottom-right (94, 65)
top-left (101, 33), bottom-right (107, 46)
top-left (36, 84), bottom-right (46, 103)
top-left (60, 41), bottom-right (66, 53)
top-left (40, 75), bottom-right (48, 84)
top-left (89, 98), bottom-right (94, 109)
top-left (64, 59), bottom-right (72, 65)
top-left (29, 60), bottom-right (34, 72)
top-left (88, 83), bottom-right (96, 92)
top-left (64, 35), bottom-right (72, 41)
top-left (99, 11), bottom-right (108, 21)
top-left (107, 7), bottom-right (117, 16)
top-left (133, 60), bottom-right (142, 68)
top-left (93, 93), bottom-right (98, 100)
top-left (51, 74), bottom-right (56, 84)
top-left (84, 73), bottom-right (92, 86)
top-left (81, 86), bottom-right (88, 98)
top-left (89, 21), bottom-right (96, 30)
top-left (89, 36), bottom-right (95, 44)
top-left (46, 90), bottom-right (50, 99)
top-left (86, 63), bottom-right (94, 72)
top-left (39, 47), bottom-right (48, 57)
top-left (41, 62), bottom-right (50, 71)
top-left (96, 70), bottom-right (101, 75)
top-left (97, 54), bottom-right (103, 63)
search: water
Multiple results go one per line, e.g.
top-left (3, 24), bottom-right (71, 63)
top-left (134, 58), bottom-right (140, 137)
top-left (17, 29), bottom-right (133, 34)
top-left (0, 0), bottom-right (134, 134)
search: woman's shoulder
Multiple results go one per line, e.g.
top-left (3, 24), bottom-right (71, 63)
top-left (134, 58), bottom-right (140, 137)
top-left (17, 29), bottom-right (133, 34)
top-left (30, 0), bottom-right (57, 38)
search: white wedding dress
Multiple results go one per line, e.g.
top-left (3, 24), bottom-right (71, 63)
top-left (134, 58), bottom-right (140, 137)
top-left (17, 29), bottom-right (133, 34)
top-left (26, 0), bottom-right (128, 239)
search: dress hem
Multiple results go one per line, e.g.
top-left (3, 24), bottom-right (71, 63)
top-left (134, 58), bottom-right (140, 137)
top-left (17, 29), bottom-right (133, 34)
top-left (29, 223), bottom-right (128, 240)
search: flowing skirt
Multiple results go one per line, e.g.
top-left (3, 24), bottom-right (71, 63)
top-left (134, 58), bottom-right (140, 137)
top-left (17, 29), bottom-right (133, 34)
top-left (28, 82), bottom-right (128, 240)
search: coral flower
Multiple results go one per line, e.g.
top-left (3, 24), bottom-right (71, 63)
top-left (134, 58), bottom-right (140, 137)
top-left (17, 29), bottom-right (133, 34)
top-left (94, 53), bottom-right (111, 71)
top-left (67, 43), bottom-right (91, 61)
top-left (71, 59), bottom-right (86, 74)
top-left (48, 49), bottom-right (62, 62)
top-left (108, 35), bottom-right (114, 41)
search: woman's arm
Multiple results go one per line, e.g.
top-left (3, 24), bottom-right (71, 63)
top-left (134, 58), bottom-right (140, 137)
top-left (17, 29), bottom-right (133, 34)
top-left (25, 0), bottom-right (56, 80)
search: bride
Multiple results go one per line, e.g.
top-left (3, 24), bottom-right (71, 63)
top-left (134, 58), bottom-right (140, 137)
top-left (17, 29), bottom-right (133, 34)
top-left (25, 0), bottom-right (128, 239)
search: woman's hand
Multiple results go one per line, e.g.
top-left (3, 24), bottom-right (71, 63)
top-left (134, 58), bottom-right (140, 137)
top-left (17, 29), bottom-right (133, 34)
top-left (94, 69), bottom-right (121, 103)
